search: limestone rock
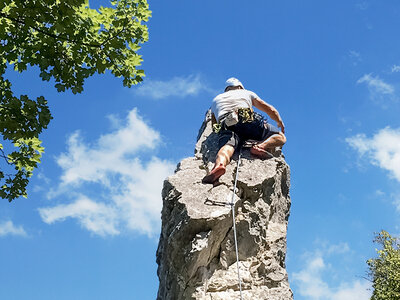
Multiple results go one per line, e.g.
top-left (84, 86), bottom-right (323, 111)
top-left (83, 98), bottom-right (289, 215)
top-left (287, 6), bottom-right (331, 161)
top-left (157, 111), bottom-right (293, 300)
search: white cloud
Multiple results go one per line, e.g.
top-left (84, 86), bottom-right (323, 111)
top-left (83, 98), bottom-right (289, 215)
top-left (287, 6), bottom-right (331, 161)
top-left (356, 2), bottom-right (369, 10)
top-left (56, 109), bottom-right (160, 186)
top-left (346, 127), bottom-right (400, 183)
top-left (391, 65), bottom-right (400, 73)
top-left (348, 50), bottom-right (361, 65)
top-left (326, 242), bottom-right (350, 255)
top-left (292, 256), bottom-right (331, 299)
top-left (134, 74), bottom-right (212, 99)
top-left (39, 108), bottom-right (176, 237)
top-left (392, 194), bottom-right (400, 213)
top-left (0, 220), bottom-right (27, 237)
top-left (357, 74), bottom-right (394, 98)
top-left (349, 50), bottom-right (360, 58)
top-left (330, 281), bottom-right (372, 300)
top-left (292, 244), bottom-right (371, 300)
top-left (39, 196), bottom-right (119, 237)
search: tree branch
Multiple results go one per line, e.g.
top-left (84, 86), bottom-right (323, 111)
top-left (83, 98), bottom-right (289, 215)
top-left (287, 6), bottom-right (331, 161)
top-left (0, 12), bottom-right (102, 48)
top-left (100, 12), bottom-right (129, 47)
top-left (0, 149), bottom-right (11, 165)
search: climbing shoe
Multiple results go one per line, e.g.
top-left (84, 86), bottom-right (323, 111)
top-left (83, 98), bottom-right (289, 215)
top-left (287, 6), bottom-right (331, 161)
top-left (202, 165), bottom-right (226, 184)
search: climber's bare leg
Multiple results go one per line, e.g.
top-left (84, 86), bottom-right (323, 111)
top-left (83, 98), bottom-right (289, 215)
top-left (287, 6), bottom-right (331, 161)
top-left (215, 144), bottom-right (235, 168)
top-left (256, 132), bottom-right (286, 150)
top-left (251, 133), bottom-right (286, 159)
top-left (202, 145), bottom-right (235, 184)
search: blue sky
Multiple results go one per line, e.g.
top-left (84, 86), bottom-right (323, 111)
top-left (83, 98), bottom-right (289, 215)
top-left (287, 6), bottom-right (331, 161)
top-left (1, 1), bottom-right (400, 299)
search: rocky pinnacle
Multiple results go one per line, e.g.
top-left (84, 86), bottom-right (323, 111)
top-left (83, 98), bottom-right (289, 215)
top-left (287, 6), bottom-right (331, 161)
top-left (156, 111), bottom-right (293, 300)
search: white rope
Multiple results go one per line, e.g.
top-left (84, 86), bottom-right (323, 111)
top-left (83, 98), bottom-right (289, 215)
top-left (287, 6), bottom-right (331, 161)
top-left (230, 149), bottom-right (243, 300)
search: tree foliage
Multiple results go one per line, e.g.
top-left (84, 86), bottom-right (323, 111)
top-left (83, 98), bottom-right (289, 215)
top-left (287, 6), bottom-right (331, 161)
top-left (368, 230), bottom-right (400, 300)
top-left (0, 0), bottom-right (151, 201)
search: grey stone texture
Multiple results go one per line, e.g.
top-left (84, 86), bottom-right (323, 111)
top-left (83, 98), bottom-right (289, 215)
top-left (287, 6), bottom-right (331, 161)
top-left (157, 111), bottom-right (293, 300)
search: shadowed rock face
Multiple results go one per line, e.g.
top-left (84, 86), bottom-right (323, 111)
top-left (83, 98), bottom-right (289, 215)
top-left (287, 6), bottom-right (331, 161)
top-left (157, 111), bottom-right (293, 300)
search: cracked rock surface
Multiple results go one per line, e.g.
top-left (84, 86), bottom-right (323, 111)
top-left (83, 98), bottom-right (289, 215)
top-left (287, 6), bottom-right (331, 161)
top-left (156, 111), bottom-right (293, 300)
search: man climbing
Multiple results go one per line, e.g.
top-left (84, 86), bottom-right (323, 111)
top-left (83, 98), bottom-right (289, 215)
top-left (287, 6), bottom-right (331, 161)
top-left (202, 77), bottom-right (286, 184)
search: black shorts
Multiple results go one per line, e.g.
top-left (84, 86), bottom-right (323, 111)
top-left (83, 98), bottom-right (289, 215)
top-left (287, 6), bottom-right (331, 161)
top-left (218, 119), bottom-right (281, 150)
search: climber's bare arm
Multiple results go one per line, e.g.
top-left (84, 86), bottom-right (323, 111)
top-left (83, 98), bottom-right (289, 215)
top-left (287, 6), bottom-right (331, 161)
top-left (252, 97), bottom-right (285, 133)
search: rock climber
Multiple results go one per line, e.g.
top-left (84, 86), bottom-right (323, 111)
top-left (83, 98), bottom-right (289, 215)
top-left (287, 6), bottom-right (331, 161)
top-left (202, 77), bottom-right (286, 184)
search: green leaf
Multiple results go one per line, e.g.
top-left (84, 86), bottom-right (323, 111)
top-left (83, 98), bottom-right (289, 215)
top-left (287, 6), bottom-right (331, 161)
top-left (0, 0), bottom-right (151, 202)
top-left (55, 83), bottom-right (66, 92)
top-left (368, 230), bottom-right (400, 299)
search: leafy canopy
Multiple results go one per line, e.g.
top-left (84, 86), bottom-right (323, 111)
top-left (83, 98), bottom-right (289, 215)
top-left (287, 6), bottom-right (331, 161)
top-left (368, 230), bottom-right (400, 300)
top-left (0, 0), bottom-right (151, 201)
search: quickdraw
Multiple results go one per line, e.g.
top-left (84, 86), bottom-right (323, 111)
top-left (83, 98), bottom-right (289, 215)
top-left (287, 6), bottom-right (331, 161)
top-left (238, 107), bottom-right (254, 123)
top-left (213, 123), bottom-right (222, 133)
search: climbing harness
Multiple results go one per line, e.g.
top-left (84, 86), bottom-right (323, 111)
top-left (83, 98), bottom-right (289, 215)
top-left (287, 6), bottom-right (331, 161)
top-left (230, 147), bottom-right (244, 300)
top-left (213, 108), bottom-right (255, 133)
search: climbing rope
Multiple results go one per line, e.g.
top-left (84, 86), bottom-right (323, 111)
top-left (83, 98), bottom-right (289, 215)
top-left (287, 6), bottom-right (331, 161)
top-left (230, 148), bottom-right (243, 300)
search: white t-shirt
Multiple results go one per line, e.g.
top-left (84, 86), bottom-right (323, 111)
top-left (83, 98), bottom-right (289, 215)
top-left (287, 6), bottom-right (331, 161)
top-left (211, 89), bottom-right (259, 121)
